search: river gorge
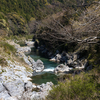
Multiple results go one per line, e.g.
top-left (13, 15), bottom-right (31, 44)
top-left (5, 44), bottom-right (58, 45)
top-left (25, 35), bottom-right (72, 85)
top-left (0, 40), bottom-right (93, 100)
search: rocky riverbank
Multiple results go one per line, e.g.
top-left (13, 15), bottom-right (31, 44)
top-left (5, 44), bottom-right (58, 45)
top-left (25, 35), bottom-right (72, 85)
top-left (51, 51), bottom-right (93, 74)
top-left (0, 40), bottom-right (53, 100)
top-left (34, 42), bottom-right (93, 75)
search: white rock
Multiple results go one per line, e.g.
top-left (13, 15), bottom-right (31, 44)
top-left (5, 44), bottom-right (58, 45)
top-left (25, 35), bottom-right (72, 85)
top-left (0, 66), bottom-right (1, 69)
top-left (4, 96), bottom-right (17, 100)
top-left (31, 82), bottom-right (53, 100)
top-left (67, 59), bottom-right (73, 64)
top-left (25, 41), bottom-right (34, 47)
top-left (76, 65), bottom-right (85, 69)
top-left (28, 56), bottom-right (36, 66)
top-left (17, 47), bottom-right (31, 54)
top-left (0, 83), bottom-right (6, 93)
top-left (54, 64), bottom-right (73, 74)
top-left (49, 54), bottom-right (61, 62)
top-left (35, 59), bottom-right (44, 72)
top-left (24, 81), bottom-right (33, 92)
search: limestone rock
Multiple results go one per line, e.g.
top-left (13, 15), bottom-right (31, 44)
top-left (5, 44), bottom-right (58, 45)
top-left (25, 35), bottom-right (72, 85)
top-left (54, 64), bottom-right (73, 74)
top-left (31, 82), bottom-right (53, 100)
top-left (28, 56), bottom-right (35, 66)
top-left (16, 52), bottom-right (32, 66)
top-left (50, 54), bottom-right (61, 62)
top-left (35, 59), bottom-right (44, 72)
top-left (73, 54), bottom-right (78, 61)
top-left (24, 81), bottom-right (33, 92)
top-left (0, 83), bottom-right (6, 93)
top-left (17, 47), bottom-right (31, 54)
top-left (25, 41), bottom-right (34, 47)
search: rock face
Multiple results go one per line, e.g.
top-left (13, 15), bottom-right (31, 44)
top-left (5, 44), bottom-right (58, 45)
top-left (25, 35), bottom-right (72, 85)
top-left (0, 60), bottom-right (53, 100)
top-left (0, 60), bottom-right (32, 100)
top-left (8, 40), bottom-right (31, 54)
top-left (8, 40), bottom-right (44, 72)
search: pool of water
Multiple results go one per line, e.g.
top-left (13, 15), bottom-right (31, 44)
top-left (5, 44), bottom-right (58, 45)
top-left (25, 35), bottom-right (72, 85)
top-left (28, 49), bottom-right (59, 85)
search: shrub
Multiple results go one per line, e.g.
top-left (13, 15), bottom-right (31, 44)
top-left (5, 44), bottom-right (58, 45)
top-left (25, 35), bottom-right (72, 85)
top-left (0, 57), bottom-right (7, 66)
top-left (0, 12), bottom-right (7, 21)
top-left (0, 41), bottom-right (16, 54)
top-left (47, 72), bottom-right (100, 100)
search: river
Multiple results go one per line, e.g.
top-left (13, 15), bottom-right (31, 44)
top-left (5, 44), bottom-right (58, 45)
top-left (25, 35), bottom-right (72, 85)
top-left (28, 49), bottom-right (59, 85)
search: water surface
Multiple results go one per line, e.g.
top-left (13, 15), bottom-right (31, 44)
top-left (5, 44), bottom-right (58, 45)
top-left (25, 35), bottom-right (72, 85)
top-left (29, 49), bottom-right (59, 85)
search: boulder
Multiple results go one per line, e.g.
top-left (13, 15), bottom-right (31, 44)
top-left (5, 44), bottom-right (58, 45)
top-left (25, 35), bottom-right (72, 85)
top-left (75, 65), bottom-right (85, 69)
top-left (73, 54), bottom-right (78, 61)
top-left (54, 64), bottom-right (73, 74)
top-left (31, 82), bottom-right (53, 100)
top-left (35, 59), bottom-right (44, 72)
top-left (60, 52), bottom-right (72, 63)
top-left (67, 59), bottom-right (73, 65)
top-left (24, 81), bottom-right (33, 92)
top-left (25, 41), bottom-right (34, 47)
top-left (49, 57), bottom-right (56, 62)
top-left (50, 54), bottom-right (61, 62)
top-left (55, 54), bottom-right (61, 62)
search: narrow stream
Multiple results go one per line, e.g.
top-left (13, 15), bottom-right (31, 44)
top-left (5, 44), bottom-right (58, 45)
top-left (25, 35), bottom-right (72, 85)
top-left (28, 49), bottom-right (59, 85)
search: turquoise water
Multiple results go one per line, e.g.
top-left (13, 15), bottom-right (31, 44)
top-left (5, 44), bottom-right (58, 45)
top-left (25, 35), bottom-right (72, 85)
top-left (29, 50), bottom-right (59, 85)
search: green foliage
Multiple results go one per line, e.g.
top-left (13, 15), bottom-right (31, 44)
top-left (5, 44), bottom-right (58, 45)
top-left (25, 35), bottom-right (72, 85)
top-left (7, 13), bottom-right (29, 35)
top-left (87, 44), bottom-right (100, 66)
top-left (25, 34), bottom-right (34, 40)
top-left (0, 0), bottom-right (96, 21)
top-left (47, 44), bottom-right (100, 100)
top-left (0, 0), bottom-right (57, 20)
top-left (47, 72), bottom-right (100, 100)
top-left (0, 19), bottom-right (8, 29)
top-left (0, 41), bottom-right (16, 54)
top-left (0, 12), bottom-right (7, 21)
